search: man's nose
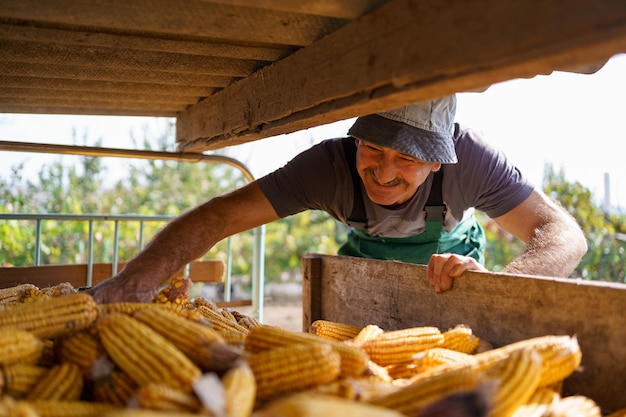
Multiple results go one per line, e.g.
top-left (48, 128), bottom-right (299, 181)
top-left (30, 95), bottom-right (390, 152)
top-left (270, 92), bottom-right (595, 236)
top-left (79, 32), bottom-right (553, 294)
top-left (374, 155), bottom-right (398, 183)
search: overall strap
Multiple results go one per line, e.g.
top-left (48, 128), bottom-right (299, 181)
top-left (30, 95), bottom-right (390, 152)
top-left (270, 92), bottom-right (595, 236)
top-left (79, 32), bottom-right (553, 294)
top-left (342, 137), bottom-right (446, 228)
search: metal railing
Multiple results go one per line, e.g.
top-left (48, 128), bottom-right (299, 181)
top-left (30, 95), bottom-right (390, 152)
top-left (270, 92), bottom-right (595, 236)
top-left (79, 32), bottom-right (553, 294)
top-left (0, 140), bottom-right (266, 320)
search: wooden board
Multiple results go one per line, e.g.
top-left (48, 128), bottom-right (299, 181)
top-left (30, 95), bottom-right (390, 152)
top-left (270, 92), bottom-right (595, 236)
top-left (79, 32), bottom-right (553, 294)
top-left (302, 254), bottom-right (626, 412)
top-left (0, 259), bottom-right (225, 289)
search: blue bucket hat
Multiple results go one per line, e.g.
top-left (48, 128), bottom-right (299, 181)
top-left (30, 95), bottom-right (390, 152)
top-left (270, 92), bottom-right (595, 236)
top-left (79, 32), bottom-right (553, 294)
top-left (347, 95), bottom-right (458, 164)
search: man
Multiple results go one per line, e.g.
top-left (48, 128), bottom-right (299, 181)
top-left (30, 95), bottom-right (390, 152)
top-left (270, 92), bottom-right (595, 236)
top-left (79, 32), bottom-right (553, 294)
top-left (85, 94), bottom-right (587, 303)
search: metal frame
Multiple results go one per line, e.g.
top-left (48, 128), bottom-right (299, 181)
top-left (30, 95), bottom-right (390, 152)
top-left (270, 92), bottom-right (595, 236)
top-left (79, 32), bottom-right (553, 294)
top-left (0, 140), bottom-right (266, 320)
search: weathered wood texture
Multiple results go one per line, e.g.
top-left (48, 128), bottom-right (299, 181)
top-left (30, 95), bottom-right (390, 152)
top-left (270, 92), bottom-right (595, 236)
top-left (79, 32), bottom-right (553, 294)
top-left (302, 254), bottom-right (626, 412)
top-left (0, 259), bottom-right (224, 289)
top-left (176, 0), bottom-right (626, 151)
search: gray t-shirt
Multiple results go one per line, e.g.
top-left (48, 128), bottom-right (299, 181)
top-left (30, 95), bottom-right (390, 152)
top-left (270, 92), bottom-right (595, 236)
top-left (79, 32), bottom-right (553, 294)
top-left (257, 123), bottom-right (534, 238)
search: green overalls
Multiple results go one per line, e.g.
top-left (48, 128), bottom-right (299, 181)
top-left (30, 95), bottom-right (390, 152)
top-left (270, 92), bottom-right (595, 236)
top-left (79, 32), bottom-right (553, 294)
top-left (337, 138), bottom-right (486, 265)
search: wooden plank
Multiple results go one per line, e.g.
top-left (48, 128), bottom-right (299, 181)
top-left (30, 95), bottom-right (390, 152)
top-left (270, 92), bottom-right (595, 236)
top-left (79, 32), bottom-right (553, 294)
top-left (202, 0), bottom-right (387, 18)
top-left (301, 254), bottom-right (322, 332)
top-left (302, 254), bottom-right (626, 412)
top-left (0, 0), bottom-right (348, 47)
top-left (176, 0), bottom-right (626, 151)
top-left (0, 260), bottom-right (225, 289)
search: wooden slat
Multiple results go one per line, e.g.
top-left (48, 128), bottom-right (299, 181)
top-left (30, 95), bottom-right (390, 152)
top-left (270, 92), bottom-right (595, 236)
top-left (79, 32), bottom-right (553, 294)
top-left (176, 0), bottom-right (626, 151)
top-left (201, 0), bottom-right (387, 19)
top-left (301, 254), bottom-right (626, 412)
top-left (0, 62), bottom-right (237, 88)
top-left (0, 23), bottom-right (291, 61)
top-left (0, 260), bottom-right (225, 289)
top-left (0, 0), bottom-right (348, 47)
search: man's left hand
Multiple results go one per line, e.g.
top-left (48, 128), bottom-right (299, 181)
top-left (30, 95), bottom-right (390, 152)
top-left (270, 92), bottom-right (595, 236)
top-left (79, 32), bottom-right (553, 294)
top-left (426, 254), bottom-right (487, 293)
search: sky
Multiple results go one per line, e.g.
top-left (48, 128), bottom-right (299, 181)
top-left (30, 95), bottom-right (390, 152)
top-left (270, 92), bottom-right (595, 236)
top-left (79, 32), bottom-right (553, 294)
top-left (1, 53), bottom-right (625, 210)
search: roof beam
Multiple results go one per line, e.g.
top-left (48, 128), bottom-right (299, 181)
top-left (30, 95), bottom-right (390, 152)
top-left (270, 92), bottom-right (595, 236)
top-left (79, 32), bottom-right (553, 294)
top-left (176, 0), bottom-right (626, 152)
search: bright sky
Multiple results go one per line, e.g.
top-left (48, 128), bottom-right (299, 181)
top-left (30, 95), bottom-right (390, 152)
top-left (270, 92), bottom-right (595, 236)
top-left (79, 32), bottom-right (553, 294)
top-left (1, 53), bottom-right (625, 210)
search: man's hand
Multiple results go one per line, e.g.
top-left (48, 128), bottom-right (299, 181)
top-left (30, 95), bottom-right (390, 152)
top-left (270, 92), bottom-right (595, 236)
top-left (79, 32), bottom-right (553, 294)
top-left (80, 272), bottom-right (158, 304)
top-left (426, 254), bottom-right (487, 293)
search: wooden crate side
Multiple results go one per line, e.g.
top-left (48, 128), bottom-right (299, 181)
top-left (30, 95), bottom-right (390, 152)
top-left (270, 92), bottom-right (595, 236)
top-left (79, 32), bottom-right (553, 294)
top-left (0, 259), bottom-right (225, 289)
top-left (302, 254), bottom-right (626, 412)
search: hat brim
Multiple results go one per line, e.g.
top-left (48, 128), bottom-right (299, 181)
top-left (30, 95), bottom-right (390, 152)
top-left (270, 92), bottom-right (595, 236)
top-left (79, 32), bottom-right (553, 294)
top-left (348, 114), bottom-right (457, 164)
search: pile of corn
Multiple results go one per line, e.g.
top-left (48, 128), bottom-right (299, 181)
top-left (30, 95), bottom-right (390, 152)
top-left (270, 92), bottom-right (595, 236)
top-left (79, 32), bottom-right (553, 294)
top-left (0, 280), bottom-right (623, 417)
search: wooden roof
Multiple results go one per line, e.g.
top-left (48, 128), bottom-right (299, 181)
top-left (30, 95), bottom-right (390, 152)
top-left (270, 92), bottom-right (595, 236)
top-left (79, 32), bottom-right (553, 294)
top-left (1, 0), bottom-right (625, 152)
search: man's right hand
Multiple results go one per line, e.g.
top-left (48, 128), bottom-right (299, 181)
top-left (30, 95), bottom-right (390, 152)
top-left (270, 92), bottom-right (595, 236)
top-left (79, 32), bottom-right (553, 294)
top-left (80, 272), bottom-right (158, 304)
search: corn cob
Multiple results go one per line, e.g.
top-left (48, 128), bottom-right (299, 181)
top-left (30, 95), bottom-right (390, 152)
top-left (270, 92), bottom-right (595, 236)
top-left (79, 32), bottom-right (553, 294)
top-left (361, 326), bottom-right (444, 367)
top-left (248, 343), bottom-right (341, 403)
top-left (492, 335), bottom-right (582, 388)
top-left (0, 396), bottom-right (38, 417)
top-left (255, 393), bottom-right (406, 417)
top-left (40, 282), bottom-right (77, 297)
top-left (0, 328), bottom-right (43, 366)
top-left (237, 315), bottom-right (263, 330)
top-left (17, 285), bottom-right (48, 303)
top-left (24, 400), bottom-right (121, 417)
top-left (484, 347), bottom-right (543, 417)
top-left (245, 325), bottom-right (370, 378)
top-left (2, 363), bottom-right (48, 398)
top-left (220, 308), bottom-right (239, 323)
top-left (26, 361), bottom-right (84, 401)
top-left (222, 362), bottom-right (256, 417)
top-left (97, 302), bottom-right (203, 321)
top-left (352, 324), bottom-right (384, 344)
top-left (195, 305), bottom-right (250, 335)
top-left (510, 388), bottom-right (559, 417)
top-left (312, 376), bottom-right (400, 401)
top-left (385, 347), bottom-right (472, 379)
top-left (132, 306), bottom-right (233, 372)
top-left (101, 410), bottom-right (208, 417)
top-left (549, 395), bottom-right (602, 417)
top-left (309, 320), bottom-right (362, 341)
top-left (97, 313), bottom-right (202, 391)
top-left (55, 330), bottom-right (109, 378)
top-left (441, 325), bottom-right (481, 353)
top-left (36, 338), bottom-right (57, 367)
top-left (0, 283), bottom-right (39, 304)
top-left (92, 369), bottom-right (138, 406)
top-left (0, 292), bottom-right (98, 339)
top-left (135, 383), bottom-right (201, 412)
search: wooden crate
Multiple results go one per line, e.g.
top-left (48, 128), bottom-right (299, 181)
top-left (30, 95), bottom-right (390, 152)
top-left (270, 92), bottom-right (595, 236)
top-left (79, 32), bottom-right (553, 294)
top-left (302, 254), bottom-right (626, 412)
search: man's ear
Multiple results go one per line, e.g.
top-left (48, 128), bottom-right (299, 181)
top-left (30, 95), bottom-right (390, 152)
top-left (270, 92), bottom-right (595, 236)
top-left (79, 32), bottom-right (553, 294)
top-left (431, 162), bottom-right (442, 172)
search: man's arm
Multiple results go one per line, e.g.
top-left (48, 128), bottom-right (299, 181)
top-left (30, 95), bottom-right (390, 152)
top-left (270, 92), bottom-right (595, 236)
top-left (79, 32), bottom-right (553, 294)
top-left (427, 189), bottom-right (587, 292)
top-left (493, 189), bottom-right (587, 276)
top-left (84, 182), bottom-right (280, 303)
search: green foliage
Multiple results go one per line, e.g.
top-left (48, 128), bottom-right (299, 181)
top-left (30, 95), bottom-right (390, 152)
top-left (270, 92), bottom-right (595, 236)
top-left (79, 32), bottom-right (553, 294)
top-left (2, 125), bottom-right (624, 284)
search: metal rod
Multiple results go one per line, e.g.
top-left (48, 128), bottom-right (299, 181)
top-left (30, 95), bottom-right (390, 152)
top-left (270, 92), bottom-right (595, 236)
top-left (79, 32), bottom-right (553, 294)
top-left (34, 219), bottom-right (42, 266)
top-left (113, 220), bottom-right (120, 275)
top-left (87, 220), bottom-right (94, 287)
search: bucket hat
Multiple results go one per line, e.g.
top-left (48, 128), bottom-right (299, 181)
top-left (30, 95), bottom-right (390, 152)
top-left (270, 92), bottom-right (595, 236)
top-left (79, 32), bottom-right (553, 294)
top-left (347, 95), bottom-right (457, 164)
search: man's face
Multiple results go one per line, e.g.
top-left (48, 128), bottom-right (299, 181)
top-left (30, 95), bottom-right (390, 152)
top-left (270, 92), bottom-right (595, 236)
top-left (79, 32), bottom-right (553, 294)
top-left (355, 139), bottom-right (440, 207)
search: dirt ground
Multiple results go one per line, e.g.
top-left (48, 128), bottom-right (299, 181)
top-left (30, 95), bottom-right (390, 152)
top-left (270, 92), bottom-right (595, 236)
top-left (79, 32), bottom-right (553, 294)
top-left (236, 302), bottom-right (303, 332)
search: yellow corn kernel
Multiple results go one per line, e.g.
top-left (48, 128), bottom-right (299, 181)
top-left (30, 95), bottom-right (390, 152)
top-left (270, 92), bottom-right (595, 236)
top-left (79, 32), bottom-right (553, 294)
top-left (0, 292), bottom-right (98, 339)
top-left (352, 324), bottom-right (384, 344)
top-left (255, 393), bottom-right (406, 417)
top-left (309, 320), bottom-right (363, 341)
top-left (0, 328), bottom-right (43, 366)
top-left (248, 343), bottom-right (341, 403)
top-left (361, 326), bottom-right (444, 367)
top-left (24, 400), bottom-right (121, 417)
top-left (2, 363), bottom-right (48, 398)
top-left (0, 283), bottom-right (39, 304)
top-left (26, 361), bottom-right (84, 401)
top-left (92, 369), bottom-right (139, 406)
top-left (245, 325), bottom-right (370, 378)
top-left (510, 387), bottom-right (559, 417)
top-left (135, 383), bottom-right (201, 412)
top-left (441, 325), bottom-right (481, 353)
top-left (55, 330), bottom-right (108, 376)
top-left (222, 362), bottom-right (256, 417)
top-left (133, 306), bottom-right (230, 372)
top-left (98, 302), bottom-right (203, 321)
top-left (97, 313), bottom-right (202, 391)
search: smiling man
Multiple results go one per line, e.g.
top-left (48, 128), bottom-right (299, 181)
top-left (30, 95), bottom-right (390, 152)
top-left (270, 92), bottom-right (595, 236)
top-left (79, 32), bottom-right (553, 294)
top-left (85, 95), bottom-right (587, 303)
